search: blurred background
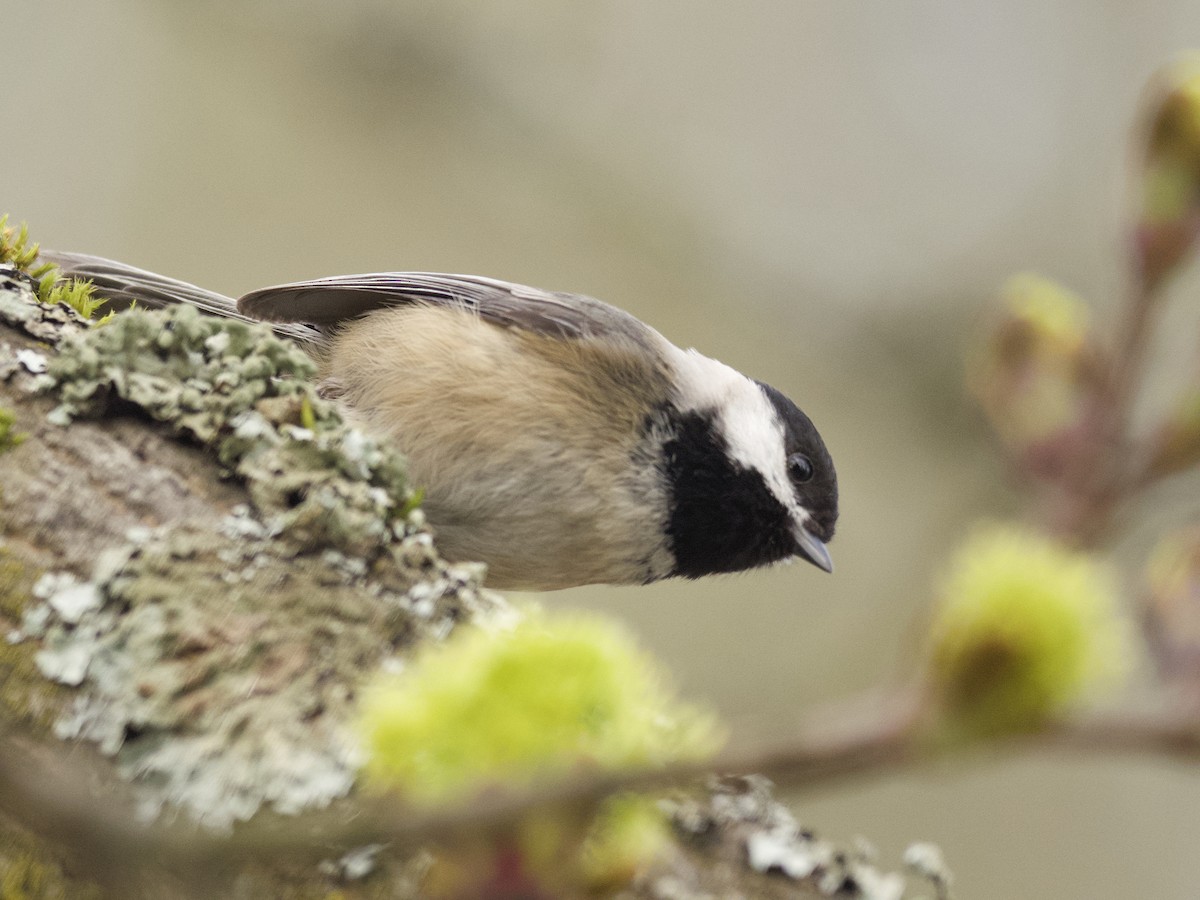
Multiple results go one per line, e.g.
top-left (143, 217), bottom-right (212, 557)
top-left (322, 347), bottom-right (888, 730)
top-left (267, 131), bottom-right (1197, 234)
top-left (7, 1), bottom-right (1200, 895)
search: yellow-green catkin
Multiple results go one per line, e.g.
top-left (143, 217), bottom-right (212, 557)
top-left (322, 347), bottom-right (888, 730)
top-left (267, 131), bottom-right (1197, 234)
top-left (358, 611), bottom-right (722, 803)
top-left (928, 526), bottom-right (1132, 739)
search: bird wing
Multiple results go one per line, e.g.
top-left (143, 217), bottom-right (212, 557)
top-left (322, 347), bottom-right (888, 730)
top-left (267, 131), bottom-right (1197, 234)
top-left (237, 272), bottom-right (658, 347)
top-left (43, 251), bottom-right (246, 320)
top-left (41, 251), bottom-right (322, 344)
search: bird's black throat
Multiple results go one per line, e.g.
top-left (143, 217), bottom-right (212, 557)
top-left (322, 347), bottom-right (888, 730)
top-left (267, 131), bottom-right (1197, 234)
top-left (659, 408), bottom-right (795, 579)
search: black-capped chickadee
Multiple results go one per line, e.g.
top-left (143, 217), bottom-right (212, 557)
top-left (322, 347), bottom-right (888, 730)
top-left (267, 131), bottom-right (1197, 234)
top-left (43, 251), bottom-right (838, 591)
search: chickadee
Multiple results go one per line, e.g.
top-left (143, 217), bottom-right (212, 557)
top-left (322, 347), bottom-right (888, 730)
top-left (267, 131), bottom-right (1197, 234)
top-left (43, 251), bottom-right (838, 591)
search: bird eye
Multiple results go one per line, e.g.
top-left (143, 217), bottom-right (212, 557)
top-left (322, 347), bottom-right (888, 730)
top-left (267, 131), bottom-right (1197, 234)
top-left (788, 453), bottom-right (814, 484)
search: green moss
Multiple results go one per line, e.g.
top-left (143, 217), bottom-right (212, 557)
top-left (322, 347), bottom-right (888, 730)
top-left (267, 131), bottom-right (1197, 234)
top-left (0, 552), bottom-right (32, 620)
top-left (0, 639), bottom-right (69, 738)
top-left (1, 855), bottom-right (68, 900)
top-left (0, 216), bottom-right (43, 272)
top-left (0, 216), bottom-right (104, 321)
top-left (0, 821), bottom-right (102, 900)
top-left (0, 555), bottom-right (69, 738)
top-left (42, 279), bottom-right (104, 321)
top-left (0, 407), bottom-right (26, 454)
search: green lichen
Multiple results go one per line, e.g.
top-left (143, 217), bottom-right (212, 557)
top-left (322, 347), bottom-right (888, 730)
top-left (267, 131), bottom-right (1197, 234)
top-left (47, 304), bottom-right (417, 559)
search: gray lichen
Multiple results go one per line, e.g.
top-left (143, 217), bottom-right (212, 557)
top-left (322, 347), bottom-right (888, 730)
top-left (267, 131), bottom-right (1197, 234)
top-left (903, 843), bottom-right (953, 897)
top-left (318, 843), bottom-right (394, 882)
top-left (663, 775), bottom-right (951, 900)
top-left (16, 520), bottom-right (503, 829)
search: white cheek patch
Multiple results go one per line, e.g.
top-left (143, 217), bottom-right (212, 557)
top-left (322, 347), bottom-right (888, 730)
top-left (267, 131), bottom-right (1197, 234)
top-left (663, 343), bottom-right (804, 523)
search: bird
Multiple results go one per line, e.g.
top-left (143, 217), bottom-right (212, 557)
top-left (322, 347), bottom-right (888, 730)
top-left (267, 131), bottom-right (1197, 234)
top-left (41, 250), bottom-right (838, 591)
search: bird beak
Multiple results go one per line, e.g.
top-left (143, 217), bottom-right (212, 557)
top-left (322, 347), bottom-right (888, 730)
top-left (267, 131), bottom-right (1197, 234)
top-left (794, 526), bottom-right (833, 573)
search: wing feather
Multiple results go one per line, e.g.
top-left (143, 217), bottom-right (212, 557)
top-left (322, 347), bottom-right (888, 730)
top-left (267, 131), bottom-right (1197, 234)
top-left (237, 273), bottom-right (657, 347)
top-left (40, 251), bottom-right (321, 344)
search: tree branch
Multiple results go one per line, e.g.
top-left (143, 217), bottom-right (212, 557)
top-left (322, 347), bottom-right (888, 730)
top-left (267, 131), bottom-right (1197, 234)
top-left (4, 683), bottom-right (1200, 890)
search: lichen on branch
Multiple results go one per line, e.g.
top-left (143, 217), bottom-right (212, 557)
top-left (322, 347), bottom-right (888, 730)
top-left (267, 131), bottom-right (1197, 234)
top-left (47, 303), bottom-right (421, 558)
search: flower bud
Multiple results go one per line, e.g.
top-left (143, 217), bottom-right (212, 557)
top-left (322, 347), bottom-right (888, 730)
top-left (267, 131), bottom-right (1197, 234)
top-left (969, 275), bottom-right (1102, 478)
top-left (1136, 56), bottom-right (1200, 290)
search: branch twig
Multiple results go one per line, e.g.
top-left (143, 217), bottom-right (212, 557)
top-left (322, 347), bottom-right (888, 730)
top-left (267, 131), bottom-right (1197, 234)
top-left (1, 690), bottom-right (922, 882)
top-left (1054, 275), bottom-right (1163, 546)
top-left (5, 687), bottom-right (1200, 888)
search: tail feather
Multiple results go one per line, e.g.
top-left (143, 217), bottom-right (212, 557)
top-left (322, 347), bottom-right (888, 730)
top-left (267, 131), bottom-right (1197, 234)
top-left (40, 250), bottom-right (321, 344)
